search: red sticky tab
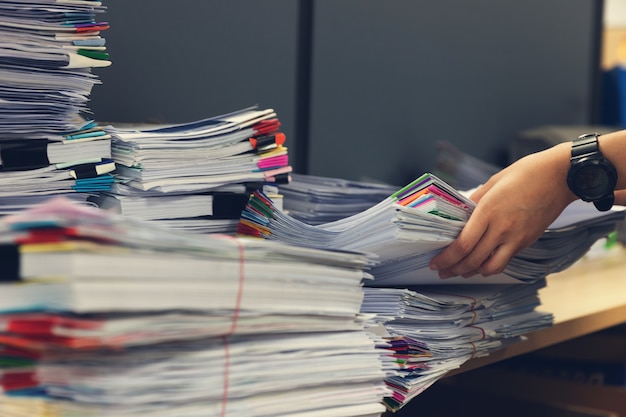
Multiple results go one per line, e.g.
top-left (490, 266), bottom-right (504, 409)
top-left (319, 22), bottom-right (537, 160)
top-left (15, 227), bottom-right (78, 244)
top-left (253, 119), bottom-right (281, 135)
top-left (1, 371), bottom-right (38, 392)
top-left (274, 132), bottom-right (286, 146)
top-left (76, 24), bottom-right (110, 33)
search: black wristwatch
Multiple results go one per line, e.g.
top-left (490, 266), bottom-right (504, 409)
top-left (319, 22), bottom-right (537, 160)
top-left (566, 133), bottom-right (617, 211)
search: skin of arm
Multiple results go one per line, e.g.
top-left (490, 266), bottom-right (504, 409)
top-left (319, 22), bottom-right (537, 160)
top-left (429, 130), bottom-right (626, 279)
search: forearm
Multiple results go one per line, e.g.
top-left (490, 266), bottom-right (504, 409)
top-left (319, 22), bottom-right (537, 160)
top-left (533, 130), bottom-right (626, 206)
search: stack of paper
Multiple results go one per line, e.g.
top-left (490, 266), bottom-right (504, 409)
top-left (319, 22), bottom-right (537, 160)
top-left (0, 197), bottom-right (393, 417)
top-left (93, 106), bottom-right (292, 233)
top-left (87, 184), bottom-right (255, 234)
top-left (0, 333), bottom-right (393, 417)
top-left (278, 173), bottom-right (397, 225)
top-left (362, 281), bottom-right (553, 411)
top-left (0, 1), bottom-right (115, 213)
top-left (237, 171), bottom-right (623, 412)
top-left (238, 172), bottom-right (626, 285)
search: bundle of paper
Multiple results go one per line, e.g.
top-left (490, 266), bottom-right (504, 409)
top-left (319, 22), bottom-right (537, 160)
top-left (108, 107), bottom-right (291, 192)
top-left (362, 281), bottom-right (553, 411)
top-left (277, 173), bottom-right (398, 225)
top-left (0, 197), bottom-right (393, 417)
top-left (95, 106), bottom-right (291, 233)
top-left (87, 182), bottom-right (262, 234)
top-left (0, 1), bottom-right (115, 210)
top-left (0, 2), bottom-right (111, 137)
top-left (0, 332), bottom-right (392, 417)
top-left (2, 197), bottom-right (372, 314)
top-left (238, 172), bottom-right (626, 285)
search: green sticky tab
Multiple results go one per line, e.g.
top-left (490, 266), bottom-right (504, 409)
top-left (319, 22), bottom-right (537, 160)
top-left (77, 49), bottom-right (110, 60)
top-left (249, 196), bottom-right (273, 218)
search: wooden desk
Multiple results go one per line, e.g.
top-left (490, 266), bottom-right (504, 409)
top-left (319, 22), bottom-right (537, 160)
top-left (455, 248), bottom-right (626, 374)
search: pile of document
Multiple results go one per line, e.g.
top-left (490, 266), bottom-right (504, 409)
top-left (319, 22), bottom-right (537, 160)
top-left (92, 106), bottom-right (292, 233)
top-left (0, 1), bottom-right (114, 214)
top-left (278, 173), bottom-right (397, 224)
top-left (239, 172), bottom-right (626, 285)
top-left (362, 280), bottom-right (553, 411)
top-left (237, 171), bottom-right (624, 412)
top-left (0, 197), bottom-right (393, 417)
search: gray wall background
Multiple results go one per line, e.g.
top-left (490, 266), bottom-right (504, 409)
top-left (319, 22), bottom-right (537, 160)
top-left (90, 0), bottom-right (603, 187)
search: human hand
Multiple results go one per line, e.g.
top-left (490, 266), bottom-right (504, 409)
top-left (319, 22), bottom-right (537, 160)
top-left (429, 142), bottom-right (577, 279)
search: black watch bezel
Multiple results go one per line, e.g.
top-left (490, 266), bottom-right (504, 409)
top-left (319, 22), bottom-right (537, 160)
top-left (566, 133), bottom-right (618, 212)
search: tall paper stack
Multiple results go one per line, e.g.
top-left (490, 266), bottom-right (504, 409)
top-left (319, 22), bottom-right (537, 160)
top-left (0, 0), bottom-right (114, 214)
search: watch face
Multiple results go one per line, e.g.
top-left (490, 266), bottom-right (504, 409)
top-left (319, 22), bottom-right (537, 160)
top-left (569, 160), bottom-right (615, 200)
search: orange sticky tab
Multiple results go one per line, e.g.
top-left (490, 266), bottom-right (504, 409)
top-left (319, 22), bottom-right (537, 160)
top-left (398, 188), bottom-right (429, 206)
top-left (274, 132), bottom-right (286, 146)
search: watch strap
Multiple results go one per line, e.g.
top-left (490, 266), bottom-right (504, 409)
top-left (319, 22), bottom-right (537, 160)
top-left (594, 195), bottom-right (615, 212)
top-left (571, 133), bottom-right (600, 159)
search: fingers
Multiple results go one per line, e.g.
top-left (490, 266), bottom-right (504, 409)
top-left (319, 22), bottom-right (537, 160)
top-left (429, 213), bottom-right (491, 278)
top-left (469, 182), bottom-right (489, 202)
top-left (461, 270), bottom-right (480, 279)
top-left (430, 215), bottom-right (522, 279)
top-left (477, 242), bottom-right (518, 277)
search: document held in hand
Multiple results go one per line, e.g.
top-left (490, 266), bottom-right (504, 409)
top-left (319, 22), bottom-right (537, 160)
top-left (238, 173), bottom-right (626, 285)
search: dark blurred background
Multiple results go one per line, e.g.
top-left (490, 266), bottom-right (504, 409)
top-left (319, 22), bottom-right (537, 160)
top-left (90, 0), bottom-right (610, 187)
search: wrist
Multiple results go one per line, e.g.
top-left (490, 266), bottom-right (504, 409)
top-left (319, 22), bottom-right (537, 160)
top-left (554, 142), bottom-right (579, 204)
top-left (565, 133), bottom-right (618, 211)
top-left (597, 130), bottom-right (625, 190)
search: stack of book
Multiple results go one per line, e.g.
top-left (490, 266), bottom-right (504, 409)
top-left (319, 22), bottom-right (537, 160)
top-left (0, 197), bottom-right (393, 417)
top-left (92, 106), bottom-right (291, 233)
top-left (0, 0), bottom-right (114, 214)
